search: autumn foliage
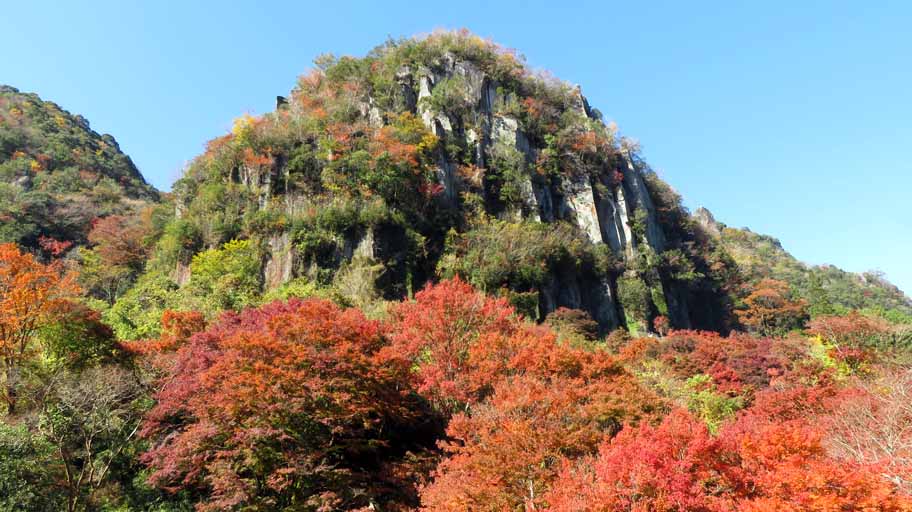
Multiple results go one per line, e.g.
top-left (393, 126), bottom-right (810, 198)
top-left (130, 277), bottom-right (912, 510)
top-left (545, 409), bottom-right (911, 511)
top-left (806, 311), bottom-right (902, 367)
top-left (381, 276), bottom-right (520, 413)
top-left (87, 214), bottom-right (150, 270)
top-left (824, 370), bottom-right (912, 493)
top-left (737, 279), bottom-right (808, 336)
top-left (140, 298), bottom-right (427, 510)
top-left (357, 278), bottom-right (653, 508)
top-left (6, 30), bottom-right (912, 511)
top-left (0, 243), bottom-right (79, 413)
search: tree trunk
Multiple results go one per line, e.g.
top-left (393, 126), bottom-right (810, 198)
top-left (4, 362), bottom-right (16, 416)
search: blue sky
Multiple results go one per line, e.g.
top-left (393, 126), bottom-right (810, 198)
top-left (2, 1), bottom-right (910, 293)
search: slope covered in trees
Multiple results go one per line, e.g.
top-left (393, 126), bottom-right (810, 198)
top-left (0, 85), bottom-right (158, 252)
top-left (110, 30), bottom-right (742, 340)
top-left (695, 207), bottom-right (912, 322)
top-left (106, 30), bottom-right (908, 341)
top-left (1, 30), bottom-right (911, 512)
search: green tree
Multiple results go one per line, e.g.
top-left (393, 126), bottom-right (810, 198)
top-left (0, 424), bottom-right (63, 511)
top-left (181, 239), bottom-right (261, 315)
top-left (106, 272), bottom-right (177, 340)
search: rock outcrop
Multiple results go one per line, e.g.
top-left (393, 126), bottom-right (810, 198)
top-left (380, 55), bottom-right (679, 329)
top-left (166, 36), bottom-right (714, 333)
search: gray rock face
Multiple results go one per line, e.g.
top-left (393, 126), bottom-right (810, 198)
top-left (236, 162), bottom-right (278, 208)
top-left (593, 181), bottom-right (629, 255)
top-left (491, 115), bottom-right (539, 220)
top-left (350, 228), bottom-right (376, 260)
top-left (220, 52), bottom-right (686, 332)
top-left (620, 151), bottom-right (665, 252)
top-left (415, 71), bottom-right (461, 205)
top-left (539, 269), bottom-right (621, 328)
top-left (264, 232), bottom-right (294, 289)
top-left (694, 207), bottom-right (723, 236)
top-left (662, 282), bottom-right (692, 330)
top-left (359, 99), bottom-right (383, 128)
top-left (561, 176), bottom-right (601, 243)
top-left (173, 261), bottom-right (191, 287)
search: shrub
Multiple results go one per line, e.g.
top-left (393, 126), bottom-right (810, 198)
top-left (181, 239), bottom-right (261, 315)
top-left (0, 424), bottom-right (62, 511)
top-left (617, 274), bottom-right (652, 331)
top-left (105, 271), bottom-right (179, 340)
top-left (545, 307), bottom-right (600, 342)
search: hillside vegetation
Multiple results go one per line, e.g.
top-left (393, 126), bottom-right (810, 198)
top-left (696, 207), bottom-right (912, 322)
top-left (109, 30), bottom-right (743, 340)
top-left (1, 30), bottom-right (911, 512)
top-left (0, 85), bottom-right (158, 251)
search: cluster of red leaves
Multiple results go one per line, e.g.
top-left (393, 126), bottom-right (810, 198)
top-left (88, 214), bottom-right (151, 269)
top-left (568, 131), bottom-right (602, 154)
top-left (325, 120), bottom-right (362, 150)
top-left (418, 181), bottom-right (445, 198)
top-left (633, 330), bottom-right (791, 396)
top-left (140, 299), bottom-right (425, 511)
top-left (653, 315), bottom-right (670, 336)
top-left (420, 366), bottom-right (661, 511)
top-left (522, 96), bottom-right (546, 119)
top-left (545, 408), bottom-right (912, 511)
top-left (37, 235), bottom-right (74, 257)
top-left (381, 278), bottom-right (663, 509)
top-left (743, 381), bottom-right (838, 424)
top-left (522, 96), bottom-right (561, 133)
top-left (808, 312), bottom-right (895, 367)
top-left (371, 125), bottom-right (420, 168)
top-left (136, 277), bottom-right (912, 511)
top-left (241, 147), bottom-right (274, 168)
top-left (138, 279), bottom-right (666, 510)
top-left (381, 276), bottom-right (519, 412)
top-left (807, 312), bottom-right (892, 347)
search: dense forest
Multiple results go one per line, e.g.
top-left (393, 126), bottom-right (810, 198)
top-left (1, 31), bottom-right (911, 511)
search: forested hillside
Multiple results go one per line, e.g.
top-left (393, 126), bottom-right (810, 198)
top-left (1, 31), bottom-right (910, 511)
top-left (0, 85), bottom-right (158, 251)
top-left (696, 207), bottom-right (912, 322)
top-left (108, 31), bottom-right (743, 340)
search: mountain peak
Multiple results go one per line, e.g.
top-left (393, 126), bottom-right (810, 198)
top-left (0, 85), bottom-right (158, 250)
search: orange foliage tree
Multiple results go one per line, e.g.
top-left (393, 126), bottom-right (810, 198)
top-left (0, 243), bottom-right (78, 414)
top-left (140, 298), bottom-right (429, 511)
top-left (384, 279), bottom-right (663, 509)
top-left (420, 366), bottom-right (660, 511)
top-left (736, 279), bottom-right (808, 336)
top-left (381, 276), bottom-right (520, 414)
top-left (545, 409), bottom-right (911, 511)
top-left (545, 409), bottom-right (728, 512)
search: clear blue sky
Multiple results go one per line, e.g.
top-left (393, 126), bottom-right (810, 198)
top-left (3, 1), bottom-right (910, 293)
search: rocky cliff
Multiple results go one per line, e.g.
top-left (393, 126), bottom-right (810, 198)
top-left (143, 32), bottom-right (738, 334)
